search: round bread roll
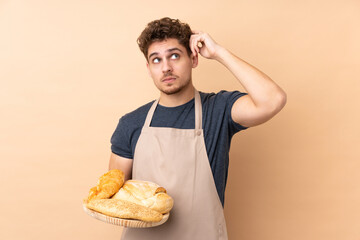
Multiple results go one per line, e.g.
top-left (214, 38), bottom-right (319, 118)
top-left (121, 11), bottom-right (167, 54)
top-left (87, 169), bottom-right (125, 202)
top-left (112, 180), bottom-right (174, 214)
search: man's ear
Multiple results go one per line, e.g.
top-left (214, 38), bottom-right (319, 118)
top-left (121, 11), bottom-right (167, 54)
top-left (191, 53), bottom-right (198, 68)
top-left (146, 62), bottom-right (151, 77)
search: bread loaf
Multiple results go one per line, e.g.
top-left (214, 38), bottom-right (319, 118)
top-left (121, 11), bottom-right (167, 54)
top-left (112, 180), bottom-right (174, 214)
top-left (87, 169), bottom-right (125, 202)
top-left (86, 199), bottom-right (163, 222)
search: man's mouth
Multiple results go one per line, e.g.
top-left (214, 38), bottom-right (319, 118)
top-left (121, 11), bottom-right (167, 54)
top-left (162, 77), bottom-right (176, 83)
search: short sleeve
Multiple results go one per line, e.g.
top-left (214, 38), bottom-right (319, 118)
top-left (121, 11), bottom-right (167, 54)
top-left (110, 117), bottom-right (133, 159)
top-left (222, 90), bottom-right (249, 134)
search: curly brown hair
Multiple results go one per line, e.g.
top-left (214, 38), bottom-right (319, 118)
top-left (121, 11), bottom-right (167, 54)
top-left (137, 17), bottom-right (192, 60)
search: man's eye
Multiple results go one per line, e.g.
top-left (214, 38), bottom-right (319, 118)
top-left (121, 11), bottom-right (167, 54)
top-left (152, 58), bottom-right (160, 63)
top-left (170, 53), bottom-right (179, 59)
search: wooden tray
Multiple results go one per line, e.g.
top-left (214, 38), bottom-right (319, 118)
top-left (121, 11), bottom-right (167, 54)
top-left (83, 204), bottom-right (170, 228)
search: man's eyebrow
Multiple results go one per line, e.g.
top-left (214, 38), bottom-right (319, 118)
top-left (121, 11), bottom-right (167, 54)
top-left (148, 52), bottom-right (158, 60)
top-left (167, 48), bottom-right (183, 53)
top-left (148, 48), bottom-right (183, 60)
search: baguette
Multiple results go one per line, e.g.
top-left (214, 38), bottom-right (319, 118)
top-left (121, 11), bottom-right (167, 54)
top-left (86, 199), bottom-right (163, 222)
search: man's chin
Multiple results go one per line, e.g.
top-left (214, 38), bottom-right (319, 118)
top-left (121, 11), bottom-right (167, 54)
top-left (159, 86), bottom-right (183, 95)
top-left (161, 89), bottom-right (182, 95)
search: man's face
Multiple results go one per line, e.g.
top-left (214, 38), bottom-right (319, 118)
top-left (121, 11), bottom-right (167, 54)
top-left (146, 38), bottom-right (198, 95)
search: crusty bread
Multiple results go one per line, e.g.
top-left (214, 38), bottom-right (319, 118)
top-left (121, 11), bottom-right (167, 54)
top-left (86, 199), bottom-right (163, 222)
top-left (87, 169), bottom-right (125, 202)
top-left (111, 180), bottom-right (174, 214)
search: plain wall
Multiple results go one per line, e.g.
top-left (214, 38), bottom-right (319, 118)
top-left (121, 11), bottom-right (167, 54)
top-left (1, 0), bottom-right (359, 239)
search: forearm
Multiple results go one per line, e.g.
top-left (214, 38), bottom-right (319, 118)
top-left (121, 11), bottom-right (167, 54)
top-left (109, 153), bottom-right (133, 181)
top-left (214, 47), bottom-right (286, 110)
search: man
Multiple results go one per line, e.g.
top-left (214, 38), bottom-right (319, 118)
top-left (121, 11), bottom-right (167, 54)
top-left (109, 17), bottom-right (286, 239)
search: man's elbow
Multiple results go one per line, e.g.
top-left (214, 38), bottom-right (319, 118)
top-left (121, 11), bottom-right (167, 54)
top-left (271, 90), bottom-right (287, 115)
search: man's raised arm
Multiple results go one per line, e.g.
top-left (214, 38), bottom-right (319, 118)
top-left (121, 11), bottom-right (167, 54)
top-left (190, 31), bottom-right (287, 128)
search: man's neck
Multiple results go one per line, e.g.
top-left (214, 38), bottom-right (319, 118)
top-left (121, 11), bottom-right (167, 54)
top-left (158, 85), bottom-right (195, 107)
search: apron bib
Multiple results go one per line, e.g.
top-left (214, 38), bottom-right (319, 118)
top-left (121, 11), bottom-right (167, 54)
top-left (121, 90), bottom-right (228, 240)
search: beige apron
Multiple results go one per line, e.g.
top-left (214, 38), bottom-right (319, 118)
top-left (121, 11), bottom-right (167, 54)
top-left (121, 90), bottom-right (228, 240)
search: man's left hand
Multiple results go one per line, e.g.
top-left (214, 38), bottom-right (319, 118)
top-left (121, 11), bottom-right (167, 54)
top-left (190, 31), bottom-right (222, 60)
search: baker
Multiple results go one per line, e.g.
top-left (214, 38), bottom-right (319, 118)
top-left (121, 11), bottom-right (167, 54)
top-left (109, 17), bottom-right (286, 239)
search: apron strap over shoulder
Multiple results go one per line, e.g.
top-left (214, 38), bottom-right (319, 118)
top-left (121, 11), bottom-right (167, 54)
top-left (144, 98), bottom-right (159, 127)
top-left (194, 89), bottom-right (202, 130)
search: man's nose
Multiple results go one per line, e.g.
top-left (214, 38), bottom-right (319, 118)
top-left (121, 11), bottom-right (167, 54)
top-left (162, 59), bottom-right (172, 73)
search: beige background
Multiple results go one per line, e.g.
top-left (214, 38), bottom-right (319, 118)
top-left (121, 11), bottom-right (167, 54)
top-left (1, 0), bottom-right (359, 239)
